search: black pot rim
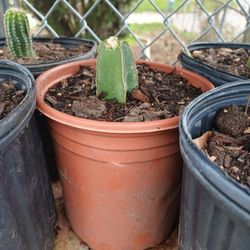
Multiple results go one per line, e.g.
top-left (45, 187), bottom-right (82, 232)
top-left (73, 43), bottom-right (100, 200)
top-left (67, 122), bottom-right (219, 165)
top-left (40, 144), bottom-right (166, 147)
top-left (179, 42), bottom-right (249, 81)
top-left (0, 60), bottom-right (35, 149)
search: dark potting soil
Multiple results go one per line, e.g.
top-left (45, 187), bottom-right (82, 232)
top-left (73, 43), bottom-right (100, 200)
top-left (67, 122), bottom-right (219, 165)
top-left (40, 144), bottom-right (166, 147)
top-left (0, 81), bottom-right (25, 120)
top-left (45, 64), bottom-right (203, 122)
top-left (205, 105), bottom-right (250, 188)
top-left (0, 42), bottom-right (89, 64)
top-left (191, 48), bottom-right (250, 79)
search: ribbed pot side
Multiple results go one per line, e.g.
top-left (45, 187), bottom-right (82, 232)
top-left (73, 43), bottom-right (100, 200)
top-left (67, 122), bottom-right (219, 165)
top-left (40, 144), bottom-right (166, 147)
top-left (36, 59), bottom-right (214, 250)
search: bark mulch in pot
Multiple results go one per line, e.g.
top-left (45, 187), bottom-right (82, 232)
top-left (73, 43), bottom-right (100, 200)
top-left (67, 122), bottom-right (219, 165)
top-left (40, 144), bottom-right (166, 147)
top-left (191, 48), bottom-right (250, 78)
top-left (0, 81), bottom-right (25, 120)
top-left (0, 42), bottom-right (90, 64)
top-left (45, 64), bottom-right (203, 122)
top-left (201, 105), bottom-right (250, 188)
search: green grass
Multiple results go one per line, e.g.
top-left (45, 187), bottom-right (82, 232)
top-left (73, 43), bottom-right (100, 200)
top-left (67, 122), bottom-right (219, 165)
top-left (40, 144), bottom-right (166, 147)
top-left (121, 23), bottom-right (164, 45)
top-left (135, 0), bottom-right (237, 14)
top-left (120, 22), bottom-right (199, 46)
top-left (135, 0), bottom-right (169, 13)
top-left (179, 30), bottom-right (197, 42)
top-left (129, 23), bottom-right (165, 33)
top-left (122, 35), bottom-right (137, 46)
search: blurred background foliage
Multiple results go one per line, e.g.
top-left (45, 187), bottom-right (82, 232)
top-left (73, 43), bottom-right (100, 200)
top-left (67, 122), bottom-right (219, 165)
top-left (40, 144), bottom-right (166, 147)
top-left (25, 0), bottom-right (134, 38)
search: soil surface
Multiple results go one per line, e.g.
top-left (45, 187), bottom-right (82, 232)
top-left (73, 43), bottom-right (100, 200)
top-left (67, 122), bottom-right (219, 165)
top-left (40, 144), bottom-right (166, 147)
top-left (45, 64), bottom-right (203, 122)
top-left (191, 48), bottom-right (250, 78)
top-left (0, 81), bottom-right (25, 120)
top-left (0, 42), bottom-right (90, 64)
top-left (204, 105), bottom-right (250, 188)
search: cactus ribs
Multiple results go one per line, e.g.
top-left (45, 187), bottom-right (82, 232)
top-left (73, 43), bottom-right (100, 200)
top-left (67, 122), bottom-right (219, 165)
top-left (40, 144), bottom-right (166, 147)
top-left (4, 9), bottom-right (34, 58)
top-left (96, 36), bottom-right (138, 104)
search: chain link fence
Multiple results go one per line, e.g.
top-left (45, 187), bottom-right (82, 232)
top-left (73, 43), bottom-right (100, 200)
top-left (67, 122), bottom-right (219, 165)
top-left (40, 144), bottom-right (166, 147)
top-left (2, 0), bottom-right (250, 62)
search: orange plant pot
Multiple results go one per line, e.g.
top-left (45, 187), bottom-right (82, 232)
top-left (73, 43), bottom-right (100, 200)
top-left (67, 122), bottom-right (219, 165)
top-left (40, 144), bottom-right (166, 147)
top-left (36, 59), bottom-right (214, 250)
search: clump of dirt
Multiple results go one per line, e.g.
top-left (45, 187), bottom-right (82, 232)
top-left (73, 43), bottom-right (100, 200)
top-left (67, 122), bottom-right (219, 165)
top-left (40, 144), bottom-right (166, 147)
top-left (45, 64), bottom-right (203, 122)
top-left (192, 48), bottom-right (250, 78)
top-left (0, 81), bottom-right (25, 120)
top-left (215, 105), bottom-right (249, 137)
top-left (0, 42), bottom-right (90, 64)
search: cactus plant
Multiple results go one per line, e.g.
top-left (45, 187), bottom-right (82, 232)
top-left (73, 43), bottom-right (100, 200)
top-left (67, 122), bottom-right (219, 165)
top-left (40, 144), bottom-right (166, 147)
top-left (4, 8), bottom-right (34, 58)
top-left (96, 36), bottom-right (138, 104)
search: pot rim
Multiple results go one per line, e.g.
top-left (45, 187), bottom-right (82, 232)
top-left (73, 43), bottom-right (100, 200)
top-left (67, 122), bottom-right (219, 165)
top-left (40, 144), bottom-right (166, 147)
top-left (36, 59), bottom-right (214, 134)
top-left (0, 60), bottom-right (35, 148)
top-left (179, 42), bottom-right (250, 81)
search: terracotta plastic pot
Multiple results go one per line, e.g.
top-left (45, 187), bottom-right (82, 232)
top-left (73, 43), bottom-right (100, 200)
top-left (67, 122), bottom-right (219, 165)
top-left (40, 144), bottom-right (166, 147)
top-left (36, 59), bottom-right (214, 250)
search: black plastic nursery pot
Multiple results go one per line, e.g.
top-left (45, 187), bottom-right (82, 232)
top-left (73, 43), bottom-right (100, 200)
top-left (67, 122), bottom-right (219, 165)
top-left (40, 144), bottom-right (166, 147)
top-left (0, 60), bottom-right (55, 250)
top-left (0, 37), bottom-right (97, 77)
top-left (179, 43), bottom-right (250, 87)
top-left (0, 37), bottom-right (96, 180)
top-left (179, 81), bottom-right (250, 250)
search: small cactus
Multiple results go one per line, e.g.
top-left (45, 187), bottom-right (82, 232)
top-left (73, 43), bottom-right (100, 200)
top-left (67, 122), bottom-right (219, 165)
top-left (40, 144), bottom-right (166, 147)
top-left (4, 8), bottom-right (34, 58)
top-left (96, 36), bottom-right (138, 104)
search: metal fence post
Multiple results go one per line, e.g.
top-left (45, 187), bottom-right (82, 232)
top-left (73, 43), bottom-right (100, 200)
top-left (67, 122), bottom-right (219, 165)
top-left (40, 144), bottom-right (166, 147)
top-left (0, 0), bottom-right (19, 37)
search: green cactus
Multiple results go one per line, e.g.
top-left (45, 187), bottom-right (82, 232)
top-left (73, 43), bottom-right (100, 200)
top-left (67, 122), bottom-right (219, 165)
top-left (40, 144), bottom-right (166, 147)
top-left (96, 36), bottom-right (138, 104)
top-left (4, 8), bottom-right (34, 58)
top-left (247, 57), bottom-right (250, 69)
